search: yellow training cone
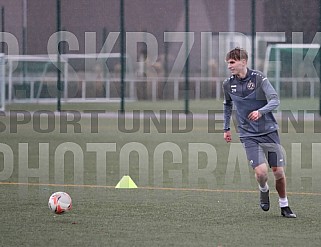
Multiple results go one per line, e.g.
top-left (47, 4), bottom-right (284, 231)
top-left (115, 175), bottom-right (138, 189)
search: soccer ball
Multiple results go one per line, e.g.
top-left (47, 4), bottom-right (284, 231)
top-left (48, 192), bottom-right (72, 214)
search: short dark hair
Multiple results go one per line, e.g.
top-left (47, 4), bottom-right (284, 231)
top-left (225, 47), bottom-right (248, 61)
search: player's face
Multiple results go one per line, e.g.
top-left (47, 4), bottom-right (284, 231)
top-left (226, 59), bottom-right (247, 77)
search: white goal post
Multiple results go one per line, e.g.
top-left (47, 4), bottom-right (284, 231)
top-left (4, 53), bottom-right (135, 108)
top-left (263, 43), bottom-right (320, 98)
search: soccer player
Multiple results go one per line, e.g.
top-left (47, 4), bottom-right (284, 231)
top-left (222, 47), bottom-right (296, 218)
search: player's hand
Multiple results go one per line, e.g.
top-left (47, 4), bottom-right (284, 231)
top-left (248, 110), bottom-right (262, 121)
top-left (224, 130), bottom-right (232, 143)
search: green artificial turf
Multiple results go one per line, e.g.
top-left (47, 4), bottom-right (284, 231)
top-left (0, 103), bottom-right (320, 246)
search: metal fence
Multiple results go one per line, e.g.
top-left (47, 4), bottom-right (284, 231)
top-left (3, 54), bottom-right (319, 108)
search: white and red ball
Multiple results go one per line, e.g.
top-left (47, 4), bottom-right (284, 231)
top-left (48, 192), bottom-right (72, 214)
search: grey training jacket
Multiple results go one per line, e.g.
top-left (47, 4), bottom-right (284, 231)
top-left (223, 69), bottom-right (279, 137)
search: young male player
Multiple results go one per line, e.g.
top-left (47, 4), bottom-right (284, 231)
top-left (222, 47), bottom-right (296, 218)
